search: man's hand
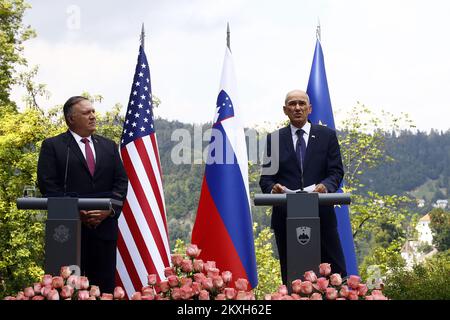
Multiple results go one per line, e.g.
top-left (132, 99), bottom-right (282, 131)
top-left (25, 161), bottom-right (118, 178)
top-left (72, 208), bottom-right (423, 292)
top-left (80, 210), bottom-right (112, 228)
top-left (271, 183), bottom-right (285, 194)
top-left (313, 183), bottom-right (328, 193)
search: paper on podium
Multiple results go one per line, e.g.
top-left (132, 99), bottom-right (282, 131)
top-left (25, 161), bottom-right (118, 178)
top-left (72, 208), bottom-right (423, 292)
top-left (283, 184), bottom-right (316, 193)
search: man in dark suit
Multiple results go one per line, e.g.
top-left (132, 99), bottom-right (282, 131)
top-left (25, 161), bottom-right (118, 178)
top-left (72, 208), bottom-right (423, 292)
top-left (259, 89), bottom-right (346, 284)
top-left (37, 96), bottom-right (128, 293)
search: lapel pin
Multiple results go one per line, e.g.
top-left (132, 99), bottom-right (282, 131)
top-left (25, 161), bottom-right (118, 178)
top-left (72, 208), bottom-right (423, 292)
top-left (311, 135), bottom-right (316, 138)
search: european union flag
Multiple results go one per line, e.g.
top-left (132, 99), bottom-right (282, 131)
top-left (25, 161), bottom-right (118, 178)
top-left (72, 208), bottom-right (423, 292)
top-left (307, 39), bottom-right (359, 276)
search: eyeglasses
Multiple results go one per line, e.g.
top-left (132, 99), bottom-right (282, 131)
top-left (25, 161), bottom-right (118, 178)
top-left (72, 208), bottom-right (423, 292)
top-left (286, 100), bottom-right (309, 108)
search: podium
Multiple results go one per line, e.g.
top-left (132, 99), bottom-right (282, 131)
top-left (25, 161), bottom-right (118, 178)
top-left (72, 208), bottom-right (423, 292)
top-left (254, 192), bottom-right (351, 284)
top-left (16, 197), bottom-right (122, 275)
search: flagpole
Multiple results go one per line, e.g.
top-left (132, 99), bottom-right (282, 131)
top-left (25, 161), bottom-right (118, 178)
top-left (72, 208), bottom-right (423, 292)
top-left (227, 22), bottom-right (231, 51)
top-left (140, 23), bottom-right (145, 49)
top-left (316, 19), bottom-right (321, 42)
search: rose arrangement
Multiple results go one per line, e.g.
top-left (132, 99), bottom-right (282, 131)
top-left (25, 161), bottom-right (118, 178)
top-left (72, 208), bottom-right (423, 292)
top-left (128, 244), bottom-right (255, 300)
top-left (3, 266), bottom-right (126, 300)
top-left (264, 263), bottom-right (388, 300)
top-left (3, 245), bottom-right (388, 300)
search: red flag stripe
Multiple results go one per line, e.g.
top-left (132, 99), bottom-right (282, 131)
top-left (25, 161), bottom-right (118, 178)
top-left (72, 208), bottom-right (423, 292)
top-left (134, 138), bottom-right (168, 235)
top-left (121, 145), bottom-right (170, 266)
top-left (117, 230), bottom-right (142, 293)
top-left (121, 200), bottom-right (160, 276)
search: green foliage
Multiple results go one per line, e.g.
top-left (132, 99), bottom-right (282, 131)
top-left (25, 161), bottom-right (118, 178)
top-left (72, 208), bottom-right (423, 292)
top-left (383, 250), bottom-right (450, 300)
top-left (429, 208), bottom-right (450, 251)
top-left (0, 0), bottom-right (36, 107)
top-left (253, 224), bottom-right (281, 299)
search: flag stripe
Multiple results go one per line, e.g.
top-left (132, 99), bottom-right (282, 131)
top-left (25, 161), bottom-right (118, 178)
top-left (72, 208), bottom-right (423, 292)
top-left (121, 144), bottom-right (170, 266)
top-left (146, 135), bottom-right (167, 215)
top-left (124, 182), bottom-right (166, 279)
top-left (135, 137), bottom-right (168, 235)
top-left (117, 229), bottom-right (143, 293)
top-left (115, 263), bottom-right (131, 300)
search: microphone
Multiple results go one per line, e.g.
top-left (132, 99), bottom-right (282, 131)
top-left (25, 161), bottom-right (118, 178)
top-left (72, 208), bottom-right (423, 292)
top-left (64, 145), bottom-right (70, 196)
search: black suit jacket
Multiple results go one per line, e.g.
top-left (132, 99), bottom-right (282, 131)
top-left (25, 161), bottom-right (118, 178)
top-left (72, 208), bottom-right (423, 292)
top-left (37, 131), bottom-right (128, 240)
top-left (259, 123), bottom-right (344, 231)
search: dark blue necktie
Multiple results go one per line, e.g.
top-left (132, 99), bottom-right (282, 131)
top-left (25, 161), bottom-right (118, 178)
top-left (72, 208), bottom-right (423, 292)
top-left (295, 129), bottom-right (306, 171)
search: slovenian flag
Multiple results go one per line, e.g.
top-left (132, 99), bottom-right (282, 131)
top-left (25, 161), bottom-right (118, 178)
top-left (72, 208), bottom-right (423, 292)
top-left (307, 39), bottom-right (359, 276)
top-left (191, 46), bottom-right (258, 288)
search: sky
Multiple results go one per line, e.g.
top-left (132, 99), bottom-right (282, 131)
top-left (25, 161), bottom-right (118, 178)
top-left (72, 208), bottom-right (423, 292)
top-left (11, 0), bottom-right (450, 132)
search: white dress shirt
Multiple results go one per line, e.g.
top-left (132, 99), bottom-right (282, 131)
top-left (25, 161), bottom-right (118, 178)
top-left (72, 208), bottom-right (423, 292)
top-left (70, 130), bottom-right (97, 161)
top-left (290, 121), bottom-right (311, 150)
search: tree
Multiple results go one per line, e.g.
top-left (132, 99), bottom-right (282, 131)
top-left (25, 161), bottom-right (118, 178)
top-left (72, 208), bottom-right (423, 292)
top-left (0, 0), bottom-right (35, 107)
top-left (429, 208), bottom-right (450, 252)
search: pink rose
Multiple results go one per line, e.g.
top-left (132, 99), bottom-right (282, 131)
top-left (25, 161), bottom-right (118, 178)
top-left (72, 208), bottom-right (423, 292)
top-left (167, 275), bottom-right (179, 288)
top-left (365, 295), bottom-right (374, 300)
top-left (282, 295), bottom-right (294, 300)
top-left (291, 293), bottom-right (301, 300)
top-left (198, 290), bottom-right (210, 300)
top-left (310, 293), bottom-right (323, 300)
top-left (42, 274), bottom-right (53, 287)
top-left (235, 278), bottom-right (249, 291)
top-left (67, 275), bottom-right (80, 289)
top-left (291, 279), bottom-right (302, 294)
top-left (89, 285), bottom-right (101, 298)
top-left (192, 282), bottom-right (202, 295)
top-left (147, 274), bottom-right (157, 286)
top-left (158, 280), bottom-right (170, 293)
top-left (278, 285), bottom-right (288, 296)
top-left (180, 285), bottom-right (193, 300)
top-left (299, 297), bottom-right (310, 300)
top-left (181, 259), bottom-right (193, 273)
top-left (236, 291), bottom-right (250, 300)
top-left (319, 263), bottom-right (332, 276)
top-left (32, 295), bottom-right (45, 300)
top-left (141, 294), bottom-right (155, 300)
top-left (186, 244), bottom-right (201, 258)
top-left (207, 268), bottom-right (220, 278)
top-left (347, 290), bottom-right (359, 300)
top-left (271, 293), bottom-right (282, 300)
top-left (33, 282), bottom-right (42, 294)
top-left (316, 277), bottom-right (329, 292)
top-left (339, 285), bottom-right (350, 298)
top-left (212, 276), bottom-right (224, 289)
top-left (180, 277), bottom-right (193, 287)
top-left (224, 287), bottom-right (236, 300)
top-left (194, 272), bottom-right (206, 283)
top-left (100, 293), bottom-right (114, 300)
top-left (79, 276), bottom-right (89, 290)
top-left (131, 292), bottom-right (142, 300)
top-left (330, 273), bottom-right (342, 286)
top-left (247, 292), bottom-right (256, 300)
top-left (60, 266), bottom-right (72, 279)
top-left (215, 294), bottom-right (226, 300)
top-left (221, 271), bottom-right (232, 284)
top-left (300, 281), bottom-right (313, 295)
top-left (201, 278), bottom-right (214, 291)
top-left (52, 276), bottom-right (64, 289)
top-left (16, 292), bottom-right (26, 300)
top-left (164, 267), bottom-right (176, 277)
top-left (171, 287), bottom-right (181, 300)
top-left (203, 261), bottom-right (216, 273)
top-left (336, 298), bottom-right (347, 300)
top-left (171, 254), bottom-right (184, 267)
top-left (114, 287), bottom-right (126, 300)
top-left (193, 259), bottom-right (204, 272)
top-left (347, 275), bottom-right (361, 290)
top-left (167, 275), bottom-right (178, 288)
top-left (60, 285), bottom-right (75, 299)
top-left (371, 290), bottom-right (388, 300)
top-left (24, 287), bottom-right (35, 298)
top-left (77, 290), bottom-right (90, 300)
top-left (264, 294), bottom-right (272, 300)
top-left (304, 271), bottom-right (318, 283)
top-left (358, 284), bottom-right (368, 296)
top-left (142, 286), bottom-right (155, 298)
top-left (326, 288), bottom-right (338, 300)
top-left (40, 285), bottom-right (52, 297)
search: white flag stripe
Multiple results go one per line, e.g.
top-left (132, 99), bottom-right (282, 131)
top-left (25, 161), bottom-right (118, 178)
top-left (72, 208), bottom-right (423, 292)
top-left (116, 250), bottom-right (136, 298)
top-left (118, 214), bottom-right (149, 287)
top-left (126, 183), bottom-right (166, 279)
top-left (126, 142), bottom-right (171, 255)
top-left (143, 135), bottom-right (166, 213)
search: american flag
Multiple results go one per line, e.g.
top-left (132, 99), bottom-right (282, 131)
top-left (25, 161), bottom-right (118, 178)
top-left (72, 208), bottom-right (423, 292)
top-left (116, 45), bottom-right (170, 298)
